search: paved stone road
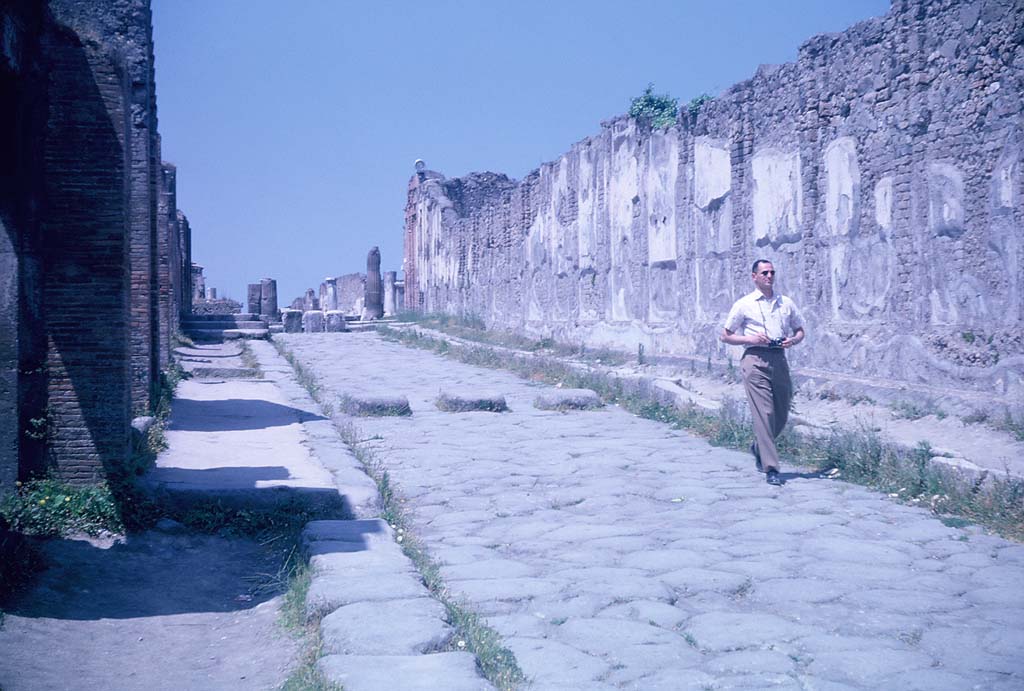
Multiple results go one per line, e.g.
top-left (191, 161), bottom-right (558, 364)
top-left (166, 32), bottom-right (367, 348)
top-left (278, 332), bottom-right (1024, 690)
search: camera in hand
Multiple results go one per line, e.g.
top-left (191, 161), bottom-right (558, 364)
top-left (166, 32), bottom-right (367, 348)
top-left (768, 337), bottom-right (785, 348)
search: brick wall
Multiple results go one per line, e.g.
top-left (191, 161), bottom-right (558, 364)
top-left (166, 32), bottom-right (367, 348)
top-left (0, 0), bottom-right (189, 489)
top-left (405, 0), bottom-right (1024, 412)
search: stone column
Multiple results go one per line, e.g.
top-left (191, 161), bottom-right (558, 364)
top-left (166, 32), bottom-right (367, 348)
top-left (383, 271), bottom-right (397, 316)
top-left (247, 283), bottom-right (262, 315)
top-left (324, 277), bottom-right (339, 311)
top-left (209, 287), bottom-right (217, 300)
top-left (325, 311), bottom-right (348, 332)
top-left (260, 278), bottom-right (278, 321)
top-left (304, 288), bottom-right (317, 311)
top-left (363, 247), bottom-right (384, 320)
top-left (281, 309), bottom-right (302, 333)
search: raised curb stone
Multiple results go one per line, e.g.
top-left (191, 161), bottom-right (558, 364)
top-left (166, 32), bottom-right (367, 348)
top-left (321, 597), bottom-right (452, 655)
top-left (318, 652), bottom-right (493, 691)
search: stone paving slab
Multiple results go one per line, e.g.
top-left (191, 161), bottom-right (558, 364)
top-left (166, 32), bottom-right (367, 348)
top-left (321, 597), bottom-right (452, 655)
top-left (276, 332), bottom-right (1024, 690)
top-left (319, 652), bottom-right (491, 691)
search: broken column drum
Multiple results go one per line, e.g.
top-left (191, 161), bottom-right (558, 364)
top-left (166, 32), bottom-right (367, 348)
top-left (260, 278), bottom-right (278, 321)
top-left (363, 247), bottom-right (384, 320)
top-left (383, 271), bottom-right (397, 316)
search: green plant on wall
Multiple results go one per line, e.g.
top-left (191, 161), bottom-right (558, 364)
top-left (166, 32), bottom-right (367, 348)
top-left (687, 93), bottom-right (713, 118)
top-left (629, 83), bottom-right (678, 129)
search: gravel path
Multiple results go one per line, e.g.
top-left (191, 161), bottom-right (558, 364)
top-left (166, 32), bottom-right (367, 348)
top-left (279, 332), bottom-right (1024, 691)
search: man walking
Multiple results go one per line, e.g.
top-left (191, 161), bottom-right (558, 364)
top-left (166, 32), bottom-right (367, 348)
top-left (721, 260), bottom-right (806, 486)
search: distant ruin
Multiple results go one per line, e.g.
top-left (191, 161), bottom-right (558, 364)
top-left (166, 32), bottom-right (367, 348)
top-left (1, 1), bottom-right (192, 489)
top-left (404, 0), bottom-right (1023, 411)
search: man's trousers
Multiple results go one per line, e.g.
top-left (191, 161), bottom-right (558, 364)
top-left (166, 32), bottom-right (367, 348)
top-left (740, 348), bottom-right (792, 473)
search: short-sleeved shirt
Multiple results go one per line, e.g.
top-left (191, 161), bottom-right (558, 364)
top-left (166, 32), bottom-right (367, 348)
top-left (723, 290), bottom-right (805, 341)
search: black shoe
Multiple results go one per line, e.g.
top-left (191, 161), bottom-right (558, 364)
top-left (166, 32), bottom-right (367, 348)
top-left (766, 469), bottom-right (782, 486)
top-left (751, 442), bottom-right (763, 473)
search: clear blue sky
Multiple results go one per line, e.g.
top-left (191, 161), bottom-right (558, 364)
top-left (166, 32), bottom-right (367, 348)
top-left (153, 0), bottom-right (891, 306)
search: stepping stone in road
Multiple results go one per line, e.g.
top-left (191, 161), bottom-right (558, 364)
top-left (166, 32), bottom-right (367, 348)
top-left (338, 394), bottom-right (412, 416)
top-left (533, 388), bottom-right (603, 411)
top-left (436, 390), bottom-right (508, 413)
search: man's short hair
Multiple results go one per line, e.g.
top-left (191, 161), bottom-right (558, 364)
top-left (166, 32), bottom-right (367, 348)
top-left (751, 259), bottom-right (772, 274)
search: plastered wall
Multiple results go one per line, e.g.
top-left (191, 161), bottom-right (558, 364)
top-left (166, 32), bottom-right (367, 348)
top-left (405, 0), bottom-right (1023, 408)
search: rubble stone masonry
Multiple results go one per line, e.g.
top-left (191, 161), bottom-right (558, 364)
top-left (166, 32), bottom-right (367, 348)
top-left (405, 0), bottom-right (1024, 410)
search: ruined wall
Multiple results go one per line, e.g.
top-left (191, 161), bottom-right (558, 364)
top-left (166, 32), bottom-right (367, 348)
top-left (1, 0), bottom-right (187, 488)
top-left (406, 0), bottom-right (1024, 408)
top-left (0, 0), bottom-right (49, 492)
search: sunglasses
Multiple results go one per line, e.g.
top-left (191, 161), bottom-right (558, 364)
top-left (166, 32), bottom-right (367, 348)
top-left (759, 270), bottom-right (776, 276)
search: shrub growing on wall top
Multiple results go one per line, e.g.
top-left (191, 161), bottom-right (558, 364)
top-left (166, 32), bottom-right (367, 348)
top-left (629, 83), bottom-right (679, 129)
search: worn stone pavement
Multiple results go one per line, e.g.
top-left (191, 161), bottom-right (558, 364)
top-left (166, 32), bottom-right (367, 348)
top-left (277, 332), bottom-right (1024, 691)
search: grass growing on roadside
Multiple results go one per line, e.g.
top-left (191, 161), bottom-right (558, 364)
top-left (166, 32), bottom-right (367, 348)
top-left (272, 336), bottom-right (527, 690)
top-left (378, 324), bottom-right (1024, 542)
top-left (240, 340), bottom-right (265, 377)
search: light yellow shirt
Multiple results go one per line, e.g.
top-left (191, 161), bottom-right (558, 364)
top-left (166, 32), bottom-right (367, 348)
top-left (723, 290), bottom-right (805, 341)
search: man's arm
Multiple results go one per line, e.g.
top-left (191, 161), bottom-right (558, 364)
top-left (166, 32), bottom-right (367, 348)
top-left (721, 328), bottom-right (769, 347)
top-left (782, 327), bottom-right (805, 348)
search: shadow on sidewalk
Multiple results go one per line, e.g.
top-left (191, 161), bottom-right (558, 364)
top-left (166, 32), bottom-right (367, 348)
top-left (168, 398), bottom-right (325, 432)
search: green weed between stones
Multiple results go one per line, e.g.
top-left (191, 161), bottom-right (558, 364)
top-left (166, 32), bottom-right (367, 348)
top-left (239, 340), bottom-right (264, 377)
top-left (272, 337), bottom-right (527, 691)
top-left (377, 324), bottom-right (1024, 542)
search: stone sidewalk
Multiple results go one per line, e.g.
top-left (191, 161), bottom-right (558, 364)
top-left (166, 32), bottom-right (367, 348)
top-left (164, 341), bottom-right (494, 690)
top-left (278, 332), bottom-right (1024, 690)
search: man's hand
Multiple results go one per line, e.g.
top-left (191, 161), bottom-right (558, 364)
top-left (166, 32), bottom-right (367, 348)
top-left (781, 328), bottom-right (806, 348)
top-left (749, 333), bottom-right (770, 346)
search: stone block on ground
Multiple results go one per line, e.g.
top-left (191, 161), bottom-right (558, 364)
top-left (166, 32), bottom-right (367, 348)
top-left (318, 653), bottom-right (492, 691)
top-left (302, 518), bottom-right (394, 552)
top-left (321, 597), bottom-right (452, 655)
top-left (325, 310), bottom-right (348, 332)
top-left (302, 310), bottom-right (324, 333)
top-left (281, 309), bottom-right (302, 333)
top-left (338, 394), bottom-right (411, 417)
top-left (306, 572), bottom-right (428, 620)
top-left (533, 388), bottom-right (603, 411)
top-left (436, 390), bottom-right (508, 413)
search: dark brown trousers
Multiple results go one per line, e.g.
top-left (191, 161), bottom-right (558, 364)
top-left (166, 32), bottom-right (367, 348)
top-left (740, 348), bottom-right (792, 473)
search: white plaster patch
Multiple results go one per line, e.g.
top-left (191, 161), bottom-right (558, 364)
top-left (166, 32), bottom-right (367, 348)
top-left (694, 137), bottom-right (731, 209)
top-left (927, 162), bottom-right (964, 238)
top-left (694, 138), bottom-right (733, 255)
top-left (751, 148), bottom-right (802, 246)
top-left (577, 147), bottom-right (596, 269)
top-left (646, 131), bottom-right (679, 264)
top-left (608, 122), bottom-right (638, 321)
top-left (874, 176), bottom-right (894, 230)
top-left (825, 137), bottom-right (860, 237)
top-left (996, 156), bottom-right (1017, 209)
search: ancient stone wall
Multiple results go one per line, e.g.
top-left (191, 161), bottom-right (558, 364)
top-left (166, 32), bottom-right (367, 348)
top-left (0, 0), bottom-right (189, 489)
top-left (405, 0), bottom-right (1024, 409)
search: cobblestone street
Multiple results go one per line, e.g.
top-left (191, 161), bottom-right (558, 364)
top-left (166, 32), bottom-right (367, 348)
top-left (278, 332), bottom-right (1024, 690)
